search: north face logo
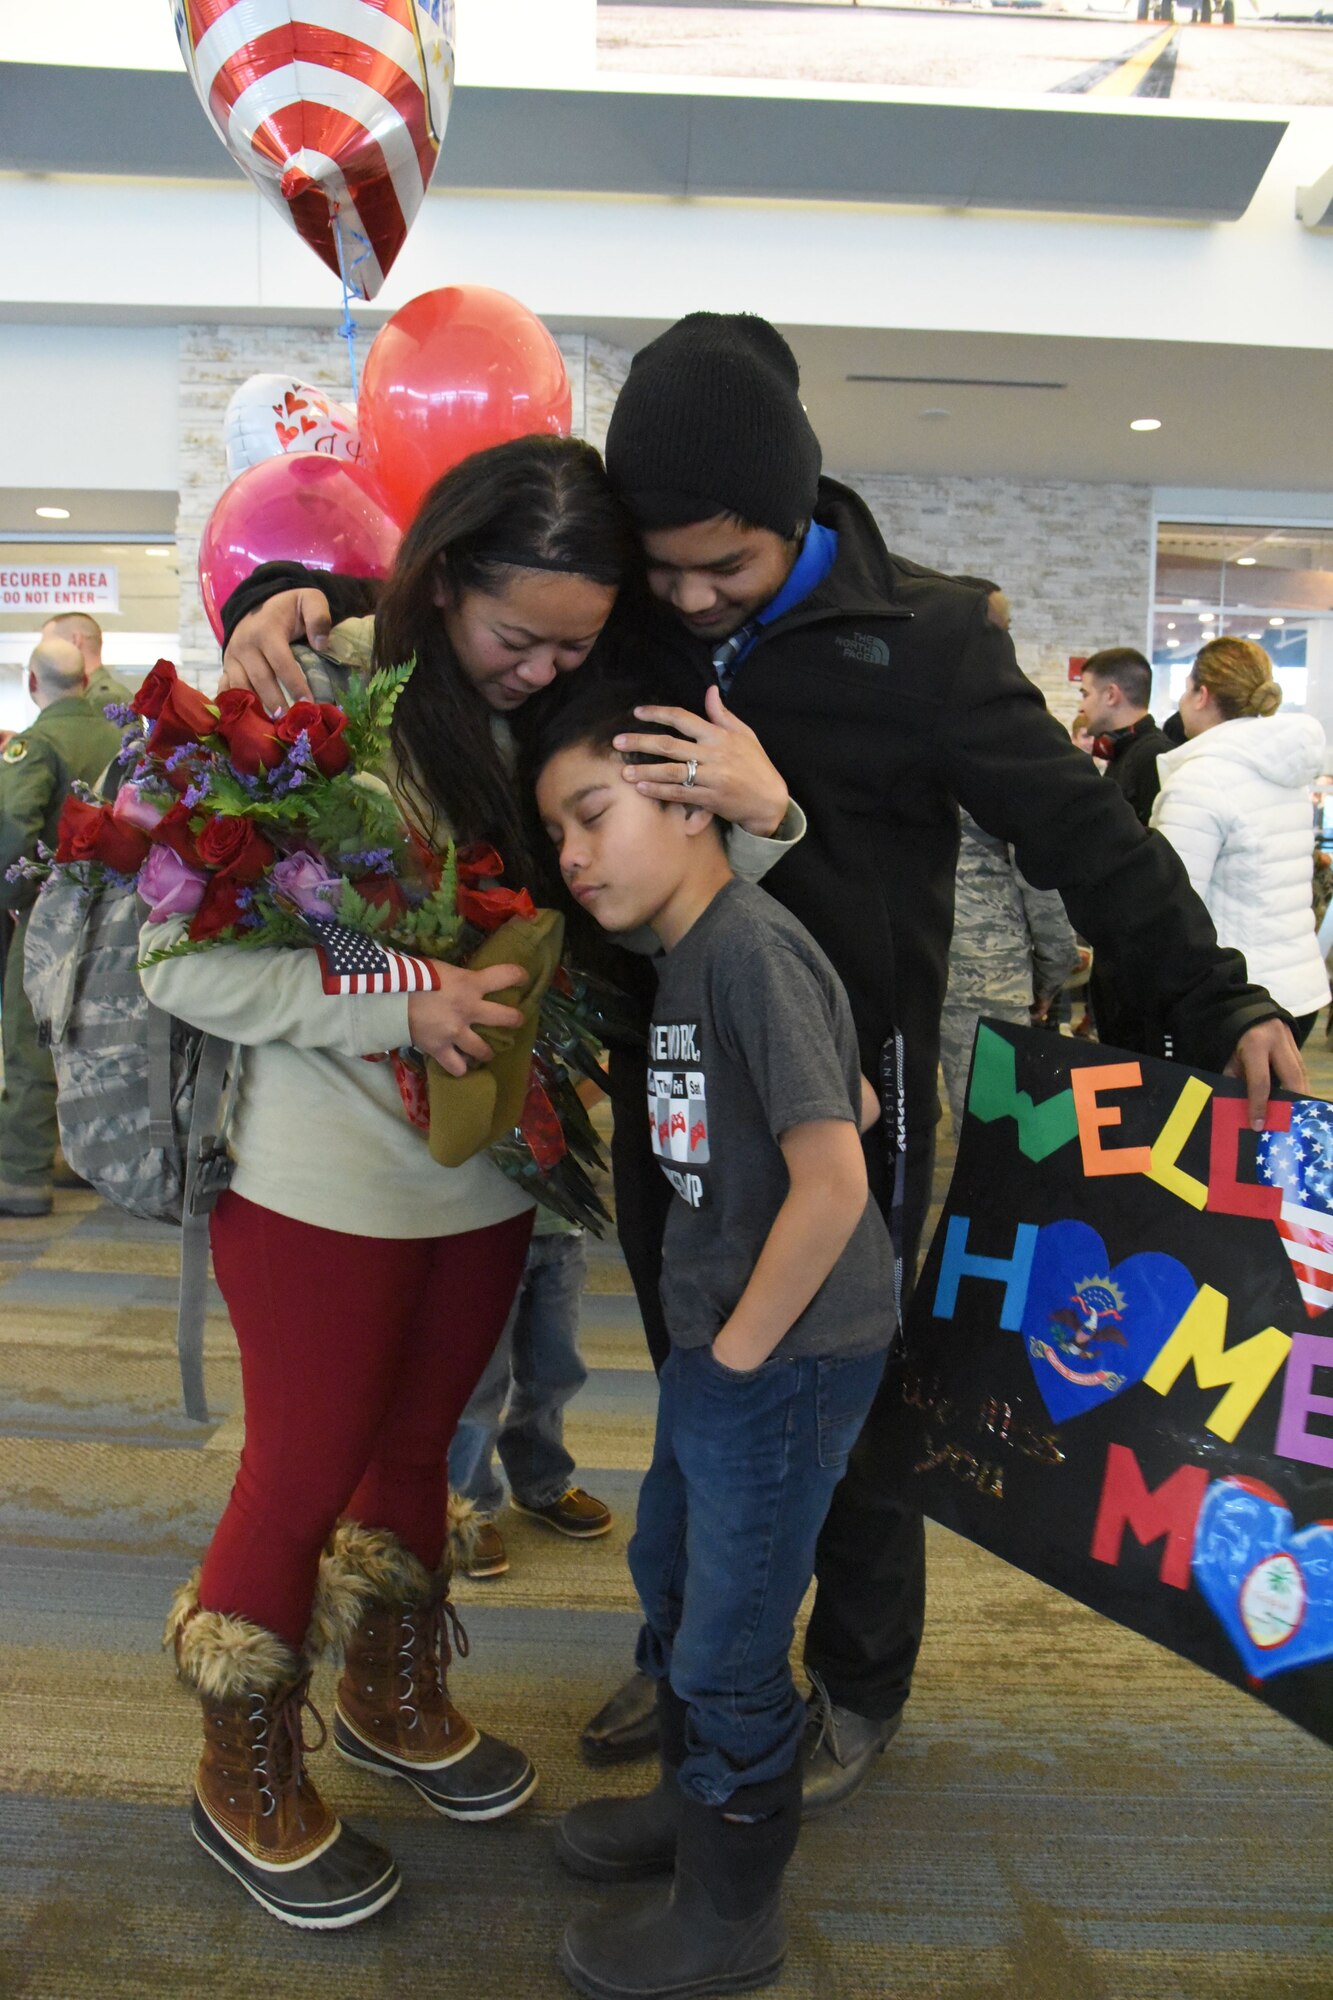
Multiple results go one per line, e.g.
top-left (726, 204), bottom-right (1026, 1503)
top-left (834, 633), bottom-right (891, 667)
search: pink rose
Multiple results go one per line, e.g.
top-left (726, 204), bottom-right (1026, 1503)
top-left (112, 783), bottom-right (169, 833)
top-left (270, 850), bottom-right (342, 918)
top-left (137, 843), bottom-right (209, 923)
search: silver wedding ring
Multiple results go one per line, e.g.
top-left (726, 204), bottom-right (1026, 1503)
top-left (684, 759), bottom-right (699, 789)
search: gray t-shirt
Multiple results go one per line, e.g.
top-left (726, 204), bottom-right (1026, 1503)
top-left (649, 878), bottom-right (896, 1358)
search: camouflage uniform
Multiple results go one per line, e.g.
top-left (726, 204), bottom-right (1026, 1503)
top-left (939, 811), bottom-right (1080, 1128)
top-left (0, 695), bottom-right (122, 1191)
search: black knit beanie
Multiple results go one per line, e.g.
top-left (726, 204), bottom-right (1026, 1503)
top-left (604, 313), bottom-right (821, 538)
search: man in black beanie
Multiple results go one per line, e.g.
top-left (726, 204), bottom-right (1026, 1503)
top-left (216, 311), bottom-right (1303, 1862)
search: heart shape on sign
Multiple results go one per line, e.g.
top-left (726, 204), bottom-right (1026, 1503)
top-left (274, 421), bottom-right (299, 448)
top-left (1019, 1219), bottom-right (1198, 1425)
top-left (1192, 1477), bottom-right (1333, 1680)
top-left (300, 415), bottom-right (319, 433)
top-left (284, 392), bottom-right (308, 414)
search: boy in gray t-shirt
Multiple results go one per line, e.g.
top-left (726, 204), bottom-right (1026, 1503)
top-left (534, 690), bottom-right (894, 2000)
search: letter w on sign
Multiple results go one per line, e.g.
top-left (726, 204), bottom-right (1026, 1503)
top-left (304, 918), bottom-right (442, 996)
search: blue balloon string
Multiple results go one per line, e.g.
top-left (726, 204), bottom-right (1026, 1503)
top-left (332, 213), bottom-right (374, 401)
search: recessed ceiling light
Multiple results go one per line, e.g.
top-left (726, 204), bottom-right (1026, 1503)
top-left (919, 407), bottom-right (951, 421)
top-left (1235, 556), bottom-right (1257, 567)
top-left (1199, 612), bottom-right (1216, 624)
top-left (35, 505), bottom-right (70, 520)
top-left (1129, 418), bottom-right (1162, 432)
top-left (1248, 632), bottom-right (1262, 640)
top-left (1269, 616), bottom-right (1285, 626)
top-left (1167, 638), bottom-right (1179, 648)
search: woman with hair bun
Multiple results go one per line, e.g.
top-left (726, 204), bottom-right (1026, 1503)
top-left (1151, 637), bottom-right (1330, 1043)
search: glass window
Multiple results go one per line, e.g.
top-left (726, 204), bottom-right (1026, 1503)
top-left (1151, 522), bottom-right (1333, 723)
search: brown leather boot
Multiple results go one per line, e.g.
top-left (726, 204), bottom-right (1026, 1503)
top-left (167, 1574), bottom-right (400, 1929)
top-left (328, 1522), bottom-right (537, 1821)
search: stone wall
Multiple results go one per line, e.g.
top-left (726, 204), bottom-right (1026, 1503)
top-left (176, 324), bottom-right (1152, 713)
top-left (845, 474), bottom-right (1154, 721)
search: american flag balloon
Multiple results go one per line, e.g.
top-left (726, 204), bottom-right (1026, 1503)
top-left (172, 0), bottom-right (455, 300)
top-left (1256, 1100), bottom-right (1333, 1316)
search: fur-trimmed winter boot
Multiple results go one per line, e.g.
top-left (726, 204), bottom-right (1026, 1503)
top-left (328, 1521), bottom-right (537, 1820)
top-left (167, 1574), bottom-right (400, 1930)
top-left (557, 1679), bottom-right (687, 1882)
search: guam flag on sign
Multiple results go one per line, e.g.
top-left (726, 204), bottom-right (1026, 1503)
top-left (885, 1021), bottom-right (1333, 1746)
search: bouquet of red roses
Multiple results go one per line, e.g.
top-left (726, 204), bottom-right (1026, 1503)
top-left (19, 660), bottom-right (619, 1228)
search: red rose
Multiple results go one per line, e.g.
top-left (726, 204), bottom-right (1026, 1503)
top-left (55, 797), bottom-right (152, 874)
top-left (195, 815), bottom-right (275, 885)
top-left (457, 841), bottom-right (505, 884)
top-left (274, 700), bottom-right (351, 777)
top-left (148, 801), bottom-right (204, 866)
top-left (144, 677), bottom-right (219, 755)
top-left (457, 883), bottom-right (538, 933)
top-left (131, 658), bottom-right (179, 722)
top-left (188, 873), bottom-right (249, 942)
top-left (352, 875), bottom-right (408, 919)
top-left (213, 688), bottom-right (285, 775)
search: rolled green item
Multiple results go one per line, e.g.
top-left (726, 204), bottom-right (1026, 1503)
top-left (426, 907), bottom-right (566, 1169)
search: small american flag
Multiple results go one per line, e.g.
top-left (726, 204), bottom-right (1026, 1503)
top-left (1257, 1101), bottom-right (1333, 1316)
top-left (305, 918), bottom-right (441, 997)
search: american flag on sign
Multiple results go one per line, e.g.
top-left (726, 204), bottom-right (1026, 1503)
top-left (1256, 1101), bottom-right (1333, 1316)
top-left (305, 918), bottom-right (441, 996)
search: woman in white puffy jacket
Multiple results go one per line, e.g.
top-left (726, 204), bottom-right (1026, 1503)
top-left (1151, 637), bottom-right (1330, 1043)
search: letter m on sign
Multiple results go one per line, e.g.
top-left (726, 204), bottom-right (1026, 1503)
top-left (1090, 1444), bottom-right (1210, 1590)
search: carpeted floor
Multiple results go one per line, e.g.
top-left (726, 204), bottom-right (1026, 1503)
top-left (2, 1053), bottom-right (1331, 1999)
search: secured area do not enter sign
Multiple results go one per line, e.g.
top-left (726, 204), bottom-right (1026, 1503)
top-left (0, 566), bottom-right (120, 615)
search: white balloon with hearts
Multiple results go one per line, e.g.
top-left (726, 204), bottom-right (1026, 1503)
top-left (223, 375), bottom-right (362, 482)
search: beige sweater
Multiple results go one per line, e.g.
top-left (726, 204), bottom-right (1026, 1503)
top-left (140, 918), bottom-right (535, 1238)
top-left (139, 810), bottom-right (807, 1240)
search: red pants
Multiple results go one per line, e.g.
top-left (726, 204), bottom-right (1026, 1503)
top-left (201, 1192), bottom-right (533, 1650)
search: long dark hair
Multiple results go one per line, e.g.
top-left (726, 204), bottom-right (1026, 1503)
top-left (375, 434), bottom-right (635, 879)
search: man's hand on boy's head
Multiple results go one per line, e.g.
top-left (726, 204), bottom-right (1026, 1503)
top-left (613, 686), bottom-right (790, 838)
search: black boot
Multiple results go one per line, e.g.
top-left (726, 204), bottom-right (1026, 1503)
top-left (558, 1682), bottom-right (686, 1881)
top-left (579, 1666), bottom-right (661, 1766)
top-left (558, 1766), bottom-right (799, 2000)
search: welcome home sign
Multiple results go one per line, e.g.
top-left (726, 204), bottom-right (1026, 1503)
top-left (895, 1022), bottom-right (1333, 1744)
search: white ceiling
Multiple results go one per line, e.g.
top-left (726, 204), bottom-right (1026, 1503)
top-left (558, 318), bottom-right (1333, 487)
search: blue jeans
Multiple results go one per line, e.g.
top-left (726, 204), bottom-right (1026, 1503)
top-left (448, 1233), bottom-right (587, 1515)
top-left (629, 1342), bottom-right (886, 1807)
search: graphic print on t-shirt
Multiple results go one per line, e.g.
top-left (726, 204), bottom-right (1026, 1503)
top-left (648, 1019), bottom-right (710, 1209)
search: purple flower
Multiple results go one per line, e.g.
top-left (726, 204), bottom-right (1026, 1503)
top-left (269, 850), bottom-right (342, 918)
top-left (137, 844), bottom-right (209, 923)
top-left (341, 846), bottom-right (396, 875)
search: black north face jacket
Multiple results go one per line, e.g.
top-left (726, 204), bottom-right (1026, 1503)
top-left (224, 479), bottom-right (1283, 1150)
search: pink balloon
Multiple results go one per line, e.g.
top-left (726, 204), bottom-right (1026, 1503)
top-left (198, 455), bottom-right (404, 644)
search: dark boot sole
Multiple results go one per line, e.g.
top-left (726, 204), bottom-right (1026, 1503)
top-left (190, 1805), bottom-right (400, 1930)
top-left (558, 1938), bottom-right (785, 2000)
top-left (334, 1719), bottom-right (538, 1822)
